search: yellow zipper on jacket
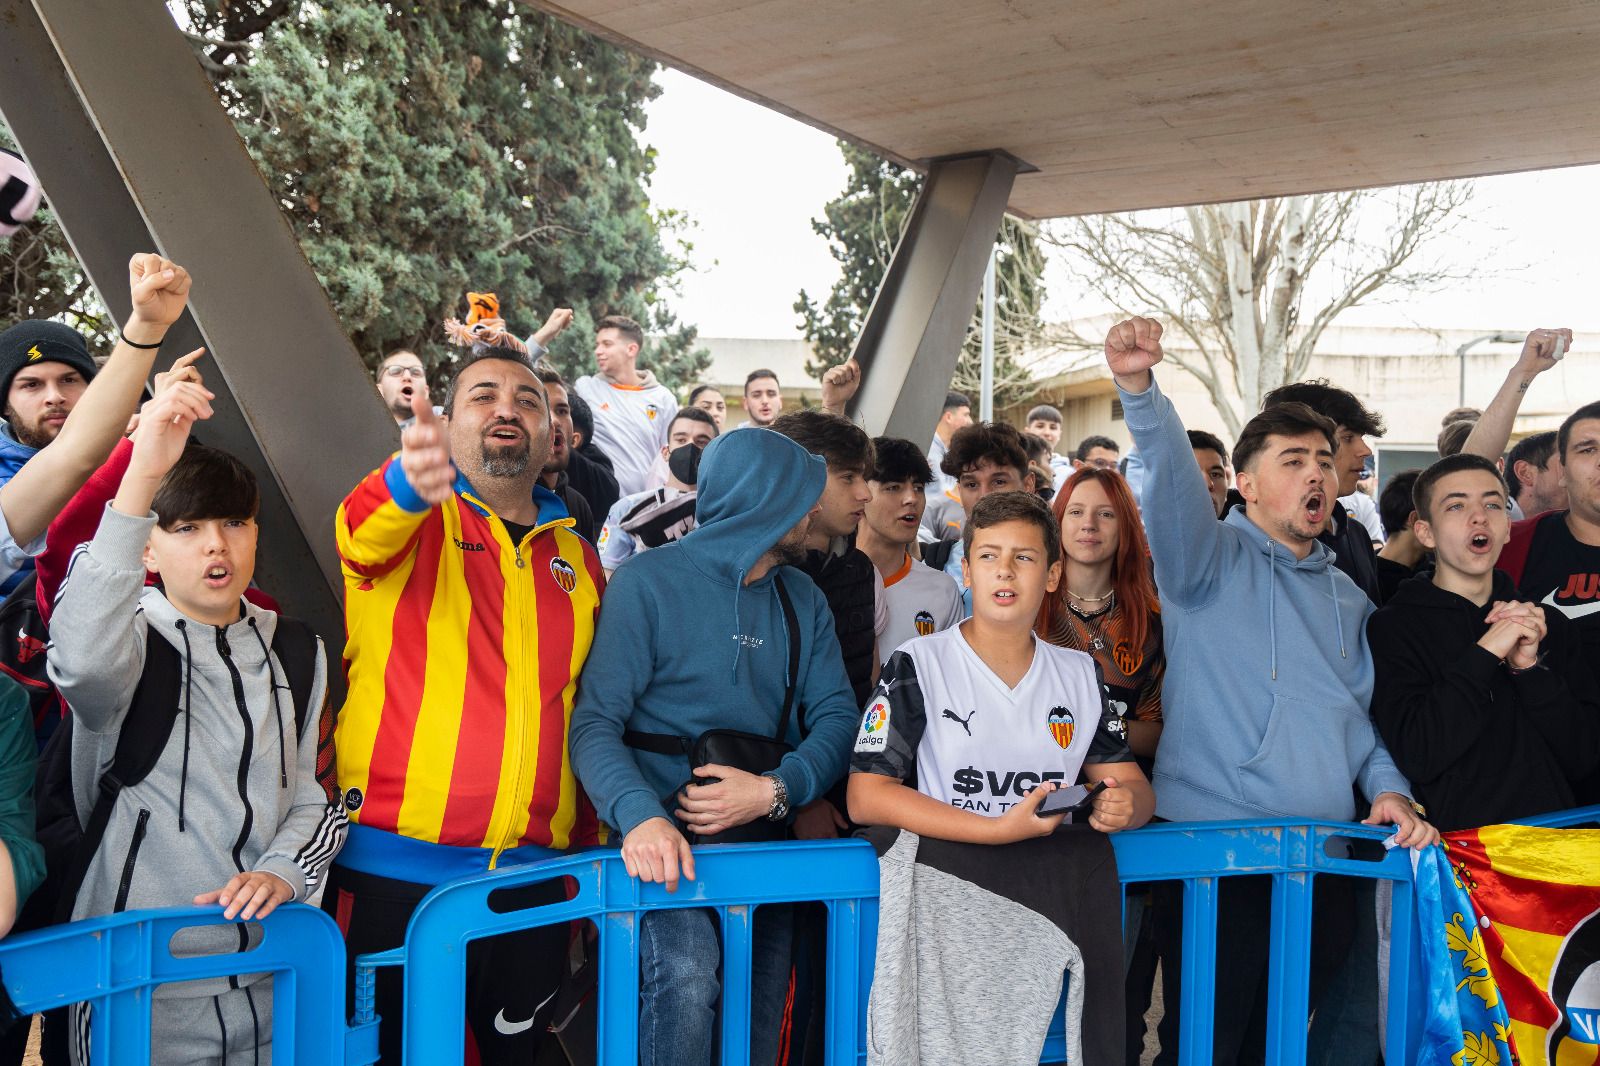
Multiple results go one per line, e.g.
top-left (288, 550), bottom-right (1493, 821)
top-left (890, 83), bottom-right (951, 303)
top-left (460, 490), bottom-right (576, 868)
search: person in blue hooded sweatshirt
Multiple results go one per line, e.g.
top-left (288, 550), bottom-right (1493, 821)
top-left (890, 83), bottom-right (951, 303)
top-left (1102, 317), bottom-right (1440, 1065)
top-left (569, 426), bottom-right (859, 1066)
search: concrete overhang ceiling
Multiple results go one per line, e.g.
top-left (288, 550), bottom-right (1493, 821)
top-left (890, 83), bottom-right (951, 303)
top-left (525, 0), bottom-right (1600, 218)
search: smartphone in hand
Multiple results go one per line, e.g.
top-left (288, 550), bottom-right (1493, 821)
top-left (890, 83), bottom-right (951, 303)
top-left (1036, 780), bottom-right (1108, 819)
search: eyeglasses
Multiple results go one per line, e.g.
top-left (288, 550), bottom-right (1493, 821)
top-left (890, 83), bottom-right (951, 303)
top-left (382, 366), bottom-right (427, 380)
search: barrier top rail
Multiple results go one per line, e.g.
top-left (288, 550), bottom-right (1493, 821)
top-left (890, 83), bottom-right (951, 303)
top-left (0, 903), bottom-right (349, 1066)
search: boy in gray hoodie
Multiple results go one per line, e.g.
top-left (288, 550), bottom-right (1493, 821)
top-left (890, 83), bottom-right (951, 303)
top-left (47, 378), bottom-right (346, 1065)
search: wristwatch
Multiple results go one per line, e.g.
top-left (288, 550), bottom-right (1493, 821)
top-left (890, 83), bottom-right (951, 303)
top-left (761, 772), bottom-right (790, 822)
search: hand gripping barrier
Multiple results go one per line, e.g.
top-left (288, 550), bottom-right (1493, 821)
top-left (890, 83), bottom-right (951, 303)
top-left (0, 903), bottom-right (350, 1065)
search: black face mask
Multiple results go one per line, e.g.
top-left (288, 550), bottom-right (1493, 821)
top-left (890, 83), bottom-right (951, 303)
top-left (668, 441), bottom-right (704, 487)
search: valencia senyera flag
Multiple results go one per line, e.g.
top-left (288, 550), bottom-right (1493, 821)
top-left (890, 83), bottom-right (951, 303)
top-left (1416, 825), bottom-right (1600, 1066)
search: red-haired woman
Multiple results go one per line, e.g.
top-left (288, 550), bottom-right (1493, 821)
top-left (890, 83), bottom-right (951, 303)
top-left (1037, 467), bottom-right (1165, 762)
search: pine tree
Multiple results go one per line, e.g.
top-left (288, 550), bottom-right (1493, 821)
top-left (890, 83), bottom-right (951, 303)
top-left (795, 142), bottom-right (1045, 411)
top-left (5, 2), bottom-right (707, 388)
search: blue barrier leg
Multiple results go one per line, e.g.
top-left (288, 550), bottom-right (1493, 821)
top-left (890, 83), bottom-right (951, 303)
top-left (600, 909), bottom-right (641, 1066)
top-left (720, 905), bottom-right (754, 1066)
top-left (824, 898), bottom-right (863, 1066)
top-left (1264, 871), bottom-right (1314, 1066)
top-left (1177, 876), bottom-right (1218, 1066)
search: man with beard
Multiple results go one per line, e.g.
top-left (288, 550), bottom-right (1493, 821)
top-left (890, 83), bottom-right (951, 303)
top-left (330, 348), bottom-right (604, 1065)
top-left (570, 427), bottom-right (860, 1066)
top-left (374, 349), bottom-right (427, 424)
top-left (533, 363), bottom-right (598, 542)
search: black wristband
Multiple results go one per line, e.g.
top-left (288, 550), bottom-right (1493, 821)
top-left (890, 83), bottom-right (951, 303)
top-left (118, 329), bottom-right (163, 350)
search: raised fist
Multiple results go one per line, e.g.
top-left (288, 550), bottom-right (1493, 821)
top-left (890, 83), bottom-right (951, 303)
top-left (1105, 317), bottom-right (1165, 387)
top-left (127, 253), bottom-right (193, 338)
top-left (533, 307), bottom-right (576, 348)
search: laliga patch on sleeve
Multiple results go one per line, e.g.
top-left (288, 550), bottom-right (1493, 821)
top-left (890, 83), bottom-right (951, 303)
top-left (855, 696), bottom-right (891, 753)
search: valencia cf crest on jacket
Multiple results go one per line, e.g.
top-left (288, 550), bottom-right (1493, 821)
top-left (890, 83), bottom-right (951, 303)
top-left (550, 557), bottom-right (578, 593)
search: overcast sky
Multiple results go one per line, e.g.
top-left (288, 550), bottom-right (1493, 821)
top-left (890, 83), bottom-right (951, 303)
top-left (643, 67), bottom-right (1600, 341)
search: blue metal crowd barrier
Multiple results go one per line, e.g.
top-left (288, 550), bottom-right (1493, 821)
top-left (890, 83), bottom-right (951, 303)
top-left (0, 903), bottom-right (356, 1065)
top-left (6, 806), bottom-right (1595, 1064)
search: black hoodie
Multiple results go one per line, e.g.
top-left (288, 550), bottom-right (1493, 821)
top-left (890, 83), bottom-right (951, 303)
top-left (1366, 569), bottom-right (1600, 831)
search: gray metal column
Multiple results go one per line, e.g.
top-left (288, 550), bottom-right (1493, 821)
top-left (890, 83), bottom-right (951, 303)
top-left (0, 0), bottom-right (399, 652)
top-left (848, 151), bottom-right (1018, 441)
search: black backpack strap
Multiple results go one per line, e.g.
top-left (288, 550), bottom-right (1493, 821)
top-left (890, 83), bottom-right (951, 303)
top-left (772, 573), bottom-right (802, 740)
top-left (54, 632), bottom-right (184, 921)
top-left (622, 730), bottom-right (692, 756)
top-left (268, 616), bottom-right (319, 736)
top-left (922, 539), bottom-right (954, 574)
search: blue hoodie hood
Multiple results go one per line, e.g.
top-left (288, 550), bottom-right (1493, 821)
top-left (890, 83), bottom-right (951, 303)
top-left (680, 428), bottom-right (828, 587)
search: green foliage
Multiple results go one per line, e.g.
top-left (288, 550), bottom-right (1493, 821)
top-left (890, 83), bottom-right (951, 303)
top-left (795, 141), bottom-right (1046, 411)
top-left (0, 126), bottom-right (113, 354)
top-left (4, 2), bottom-right (705, 389)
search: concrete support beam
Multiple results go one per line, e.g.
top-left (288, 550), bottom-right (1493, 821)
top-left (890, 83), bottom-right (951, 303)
top-left (848, 152), bottom-right (1016, 442)
top-left (0, 0), bottom-right (399, 651)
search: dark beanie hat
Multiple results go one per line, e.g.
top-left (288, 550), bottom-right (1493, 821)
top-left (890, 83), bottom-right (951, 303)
top-left (0, 320), bottom-right (96, 399)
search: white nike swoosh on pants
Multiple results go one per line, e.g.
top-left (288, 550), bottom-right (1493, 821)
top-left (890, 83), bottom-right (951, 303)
top-left (1540, 590), bottom-right (1600, 619)
top-left (493, 985), bottom-right (560, 1036)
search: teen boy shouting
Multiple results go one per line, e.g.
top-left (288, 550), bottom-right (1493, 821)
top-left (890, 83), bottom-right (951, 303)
top-left (849, 491), bottom-right (1152, 1065)
top-left (48, 381), bottom-right (344, 1065)
top-left (1367, 454), bottom-right (1600, 830)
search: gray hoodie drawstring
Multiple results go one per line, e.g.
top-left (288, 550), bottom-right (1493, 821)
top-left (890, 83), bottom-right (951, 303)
top-left (175, 619), bottom-right (193, 833)
top-left (246, 617), bottom-right (289, 788)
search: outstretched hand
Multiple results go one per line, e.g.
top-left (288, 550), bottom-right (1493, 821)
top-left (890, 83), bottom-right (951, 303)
top-left (400, 389), bottom-right (453, 505)
top-left (127, 379), bottom-right (215, 484)
top-left (532, 307), bottom-right (575, 348)
top-left (1104, 317), bottom-right (1164, 393)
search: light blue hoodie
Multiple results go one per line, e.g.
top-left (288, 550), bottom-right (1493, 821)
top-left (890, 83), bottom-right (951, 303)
top-left (569, 428), bottom-right (860, 838)
top-left (1120, 375), bottom-right (1409, 822)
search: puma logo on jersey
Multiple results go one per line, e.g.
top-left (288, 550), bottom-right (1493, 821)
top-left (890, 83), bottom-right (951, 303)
top-left (942, 708), bottom-right (976, 736)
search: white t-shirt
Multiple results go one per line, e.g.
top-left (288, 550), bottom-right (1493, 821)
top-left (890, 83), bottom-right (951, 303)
top-left (877, 554), bottom-right (964, 663)
top-left (573, 375), bottom-right (678, 496)
top-left (851, 626), bottom-right (1130, 814)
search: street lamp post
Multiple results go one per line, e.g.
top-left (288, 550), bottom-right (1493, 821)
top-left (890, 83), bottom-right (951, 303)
top-left (1456, 332), bottom-right (1526, 408)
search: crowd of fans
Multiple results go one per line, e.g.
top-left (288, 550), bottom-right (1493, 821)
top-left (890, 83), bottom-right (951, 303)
top-left (0, 259), bottom-right (1591, 1066)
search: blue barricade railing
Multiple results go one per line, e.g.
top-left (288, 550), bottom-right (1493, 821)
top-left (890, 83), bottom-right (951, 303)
top-left (0, 903), bottom-right (355, 1065)
top-left (352, 840), bottom-right (882, 1066)
top-left (4, 805), bottom-right (1594, 1064)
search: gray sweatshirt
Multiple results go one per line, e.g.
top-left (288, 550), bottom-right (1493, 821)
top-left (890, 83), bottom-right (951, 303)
top-left (47, 505), bottom-right (347, 990)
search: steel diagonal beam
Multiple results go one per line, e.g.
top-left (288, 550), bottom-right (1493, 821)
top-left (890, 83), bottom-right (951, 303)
top-left (848, 151), bottom-right (1018, 441)
top-left (0, 0), bottom-right (399, 653)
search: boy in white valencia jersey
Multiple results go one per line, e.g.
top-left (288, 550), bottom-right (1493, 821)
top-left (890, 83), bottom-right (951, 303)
top-left (858, 436), bottom-right (964, 662)
top-left (849, 490), bottom-right (1152, 837)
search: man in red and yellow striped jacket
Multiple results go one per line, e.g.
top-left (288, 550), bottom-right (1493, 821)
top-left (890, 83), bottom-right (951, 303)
top-left (325, 348), bottom-right (602, 1065)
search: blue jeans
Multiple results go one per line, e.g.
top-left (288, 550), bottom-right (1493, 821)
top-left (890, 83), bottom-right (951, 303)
top-left (639, 905), bottom-right (794, 1066)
